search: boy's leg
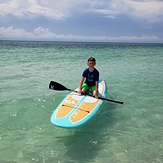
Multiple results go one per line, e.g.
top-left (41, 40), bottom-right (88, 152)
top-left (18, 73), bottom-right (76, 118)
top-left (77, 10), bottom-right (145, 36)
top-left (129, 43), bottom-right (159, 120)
top-left (91, 85), bottom-right (98, 96)
top-left (82, 83), bottom-right (89, 94)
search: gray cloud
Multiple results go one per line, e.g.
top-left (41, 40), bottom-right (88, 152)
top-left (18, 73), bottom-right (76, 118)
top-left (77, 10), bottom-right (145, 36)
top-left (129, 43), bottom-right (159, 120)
top-left (0, 0), bottom-right (163, 22)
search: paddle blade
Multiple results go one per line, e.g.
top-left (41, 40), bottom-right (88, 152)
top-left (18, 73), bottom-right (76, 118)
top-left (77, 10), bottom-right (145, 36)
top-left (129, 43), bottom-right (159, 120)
top-left (49, 81), bottom-right (69, 91)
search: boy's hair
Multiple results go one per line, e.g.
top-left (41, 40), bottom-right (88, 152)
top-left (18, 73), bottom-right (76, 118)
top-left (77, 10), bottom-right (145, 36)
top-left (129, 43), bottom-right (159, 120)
top-left (88, 57), bottom-right (96, 63)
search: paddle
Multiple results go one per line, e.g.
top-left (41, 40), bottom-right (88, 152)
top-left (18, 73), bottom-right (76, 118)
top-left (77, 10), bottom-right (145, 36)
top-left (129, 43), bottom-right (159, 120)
top-left (49, 81), bottom-right (123, 104)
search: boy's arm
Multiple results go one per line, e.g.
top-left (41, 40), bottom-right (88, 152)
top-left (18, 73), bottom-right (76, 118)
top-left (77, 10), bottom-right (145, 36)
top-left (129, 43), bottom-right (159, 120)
top-left (78, 76), bottom-right (85, 93)
top-left (95, 81), bottom-right (99, 97)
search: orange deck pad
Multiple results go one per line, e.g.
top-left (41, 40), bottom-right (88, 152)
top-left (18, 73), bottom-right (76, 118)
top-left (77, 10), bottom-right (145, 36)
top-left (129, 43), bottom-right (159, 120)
top-left (70, 99), bottom-right (100, 123)
top-left (55, 93), bottom-right (80, 118)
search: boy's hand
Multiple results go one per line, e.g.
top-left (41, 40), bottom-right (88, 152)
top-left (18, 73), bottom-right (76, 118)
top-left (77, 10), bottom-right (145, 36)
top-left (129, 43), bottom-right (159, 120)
top-left (94, 95), bottom-right (99, 99)
top-left (78, 89), bottom-right (82, 94)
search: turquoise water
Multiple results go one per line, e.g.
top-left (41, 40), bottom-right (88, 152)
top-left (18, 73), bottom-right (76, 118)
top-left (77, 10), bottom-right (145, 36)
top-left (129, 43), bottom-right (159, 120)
top-left (0, 41), bottom-right (163, 163)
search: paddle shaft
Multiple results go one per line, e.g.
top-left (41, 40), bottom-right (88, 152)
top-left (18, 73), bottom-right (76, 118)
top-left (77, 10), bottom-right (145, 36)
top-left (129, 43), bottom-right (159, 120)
top-left (68, 90), bottom-right (123, 104)
top-left (96, 96), bottom-right (123, 104)
top-left (49, 81), bottom-right (124, 104)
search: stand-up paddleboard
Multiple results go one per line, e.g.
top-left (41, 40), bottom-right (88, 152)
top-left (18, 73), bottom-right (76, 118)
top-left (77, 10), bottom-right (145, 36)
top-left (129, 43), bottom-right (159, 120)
top-left (50, 79), bottom-right (107, 128)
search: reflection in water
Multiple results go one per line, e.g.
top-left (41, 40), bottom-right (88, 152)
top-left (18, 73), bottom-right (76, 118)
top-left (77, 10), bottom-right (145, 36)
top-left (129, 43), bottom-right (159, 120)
top-left (61, 101), bottom-right (118, 162)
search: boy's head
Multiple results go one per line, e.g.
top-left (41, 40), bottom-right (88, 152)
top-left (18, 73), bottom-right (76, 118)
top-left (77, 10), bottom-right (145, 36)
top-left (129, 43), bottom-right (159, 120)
top-left (88, 57), bottom-right (96, 63)
top-left (87, 57), bottom-right (96, 67)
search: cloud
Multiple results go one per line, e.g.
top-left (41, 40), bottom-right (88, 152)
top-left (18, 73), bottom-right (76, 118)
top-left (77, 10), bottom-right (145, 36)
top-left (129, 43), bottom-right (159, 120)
top-left (121, 0), bottom-right (163, 23)
top-left (0, 26), bottom-right (162, 42)
top-left (0, 1), bottom-right (162, 42)
top-left (0, 0), bottom-right (69, 19)
top-left (0, 26), bottom-right (32, 38)
top-left (0, 0), bottom-right (163, 22)
top-left (89, 0), bottom-right (163, 23)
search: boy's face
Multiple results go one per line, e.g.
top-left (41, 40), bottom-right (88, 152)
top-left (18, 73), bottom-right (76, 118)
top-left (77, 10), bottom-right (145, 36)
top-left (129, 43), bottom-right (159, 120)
top-left (87, 61), bottom-right (96, 68)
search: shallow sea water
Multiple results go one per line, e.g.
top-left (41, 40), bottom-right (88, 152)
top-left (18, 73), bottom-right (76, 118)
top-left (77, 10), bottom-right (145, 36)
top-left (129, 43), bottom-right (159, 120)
top-left (0, 41), bottom-right (163, 163)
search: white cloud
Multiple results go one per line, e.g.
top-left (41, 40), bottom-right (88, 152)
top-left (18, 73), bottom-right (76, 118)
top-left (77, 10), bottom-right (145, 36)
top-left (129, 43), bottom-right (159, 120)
top-left (0, 0), bottom-right (69, 19)
top-left (89, 0), bottom-right (163, 23)
top-left (0, 0), bottom-right (163, 22)
top-left (0, 26), bottom-right (32, 38)
top-left (120, 0), bottom-right (163, 23)
top-left (0, 26), bottom-right (162, 42)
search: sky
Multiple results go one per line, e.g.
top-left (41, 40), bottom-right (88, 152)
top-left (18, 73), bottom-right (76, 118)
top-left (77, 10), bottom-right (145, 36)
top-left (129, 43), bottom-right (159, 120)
top-left (0, 0), bottom-right (163, 43)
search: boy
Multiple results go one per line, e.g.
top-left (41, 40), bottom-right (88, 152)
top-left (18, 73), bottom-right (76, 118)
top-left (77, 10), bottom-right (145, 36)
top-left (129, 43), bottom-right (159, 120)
top-left (78, 57), bottom-right (99, 98)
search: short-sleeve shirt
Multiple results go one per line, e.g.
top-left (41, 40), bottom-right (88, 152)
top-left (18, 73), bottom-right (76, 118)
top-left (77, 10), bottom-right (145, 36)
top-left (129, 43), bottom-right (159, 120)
top-left (82, 68), bottom-right (99, 87)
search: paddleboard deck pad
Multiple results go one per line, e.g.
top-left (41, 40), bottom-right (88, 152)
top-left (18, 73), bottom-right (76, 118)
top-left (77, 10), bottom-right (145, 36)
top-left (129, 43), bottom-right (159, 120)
top-left (50, 79), bottom-right (107, 128)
